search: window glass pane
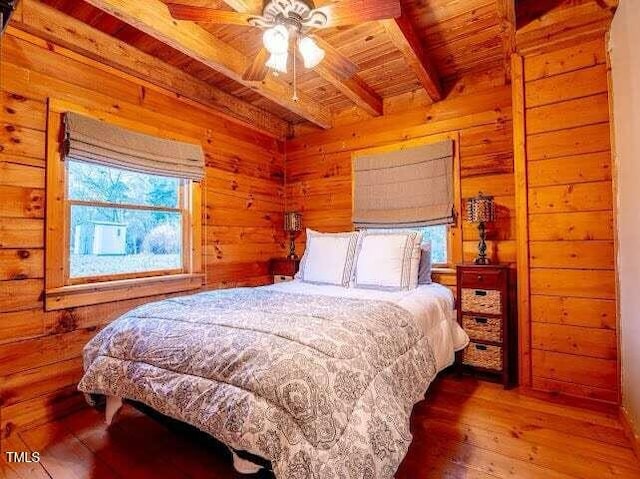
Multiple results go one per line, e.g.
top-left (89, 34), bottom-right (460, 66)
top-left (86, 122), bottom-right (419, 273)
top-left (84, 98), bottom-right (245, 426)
top-left (70, 205), bottom-right (182, 278)
top-left (68, 160), bottom-right (180, 208)
top-left (416, 225), bottom-right (448, 264)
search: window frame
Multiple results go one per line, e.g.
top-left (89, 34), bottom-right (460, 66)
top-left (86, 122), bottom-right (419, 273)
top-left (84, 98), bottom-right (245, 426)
top-left (45, 100), bottom-right (203, 311)
top-left (351, 132), bottom-right (462, 274)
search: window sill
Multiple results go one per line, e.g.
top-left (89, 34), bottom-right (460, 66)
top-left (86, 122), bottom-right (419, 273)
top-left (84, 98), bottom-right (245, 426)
top-left (432, 266), bottom-right (456, 275)
top-left (45, 273), bottom-right (204, 311)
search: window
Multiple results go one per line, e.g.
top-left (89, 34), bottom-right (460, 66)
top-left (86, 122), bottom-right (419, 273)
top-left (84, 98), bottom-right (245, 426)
top-left (416, 225), bottom-right (448, 265)
top-left (351, 134), bottom-right (462, 270)
top-left (45, 103), bottom-right (203, 310)
top-left (68, 160), bottom-right (184, 281)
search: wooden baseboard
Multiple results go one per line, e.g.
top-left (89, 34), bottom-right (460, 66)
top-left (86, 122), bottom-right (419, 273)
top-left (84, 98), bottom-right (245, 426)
top-left (519, 384), bottom-right (620, 415)
top-left (620, 406), bottom-right (640, 459)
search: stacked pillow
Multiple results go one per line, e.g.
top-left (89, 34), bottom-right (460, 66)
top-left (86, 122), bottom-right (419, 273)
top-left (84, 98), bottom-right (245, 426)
top-left (297, 228), bottom-right (433, 290)
top-left (351, 229), bottom-right (422, 290)
top-left (296, 229), bottom-right (359, 286)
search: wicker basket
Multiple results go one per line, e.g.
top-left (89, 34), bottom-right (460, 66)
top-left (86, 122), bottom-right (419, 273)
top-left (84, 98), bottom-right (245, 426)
top-left (461, 288), bottom-right (502, 315)
top-left (462, 315), bottom-right (502, 342)
top-left (462, 342), bottom-right (503, 371)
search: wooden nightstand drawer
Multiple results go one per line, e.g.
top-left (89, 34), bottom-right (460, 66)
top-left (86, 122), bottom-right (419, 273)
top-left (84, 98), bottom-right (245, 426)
top-left (462, 314), bottom-right (502, 342)
top-left (461, 288), bottom-right (502, 314)
top-left (462, 342), bottom-right (503, 372)
top-left (460, 268), bottom-right (504, 289)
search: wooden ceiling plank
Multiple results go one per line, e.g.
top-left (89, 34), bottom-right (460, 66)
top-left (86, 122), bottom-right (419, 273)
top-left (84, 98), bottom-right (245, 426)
top-left (515, 1), bottom-right (614, 55)
top-left (314, 63), bottom-right (383, 116)
top-left (84, 0), bottom-right (332, 128)
top-left (496, 0), bottom-right (516, 80)
top-left (311, 35), bottom-right (358, 80)
top-left (242, 46), bottom-right (269, 81)
top-left (381, 14), bottom-right (442, 102)
top-left (12, 0), bottom-right (289, 138)
top-left (305, 35), bottom-right (381, 116)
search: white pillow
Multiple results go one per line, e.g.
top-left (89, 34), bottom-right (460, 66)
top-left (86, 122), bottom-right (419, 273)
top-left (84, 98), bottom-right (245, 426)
top-left (352, 230), bottom-right (422, 291)
top-left (297, 229), bottom-right (359, 286)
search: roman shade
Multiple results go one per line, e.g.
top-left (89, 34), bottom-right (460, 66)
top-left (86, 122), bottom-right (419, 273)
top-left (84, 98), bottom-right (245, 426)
top-left (63, 112), bottom-right (205, 181)
top-left (353, 139), bottom-right (455, 228)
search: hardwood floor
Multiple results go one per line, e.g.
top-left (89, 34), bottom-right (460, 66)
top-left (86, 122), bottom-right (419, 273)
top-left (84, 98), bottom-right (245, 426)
top-left (1, 376), bottom-right (638, 479)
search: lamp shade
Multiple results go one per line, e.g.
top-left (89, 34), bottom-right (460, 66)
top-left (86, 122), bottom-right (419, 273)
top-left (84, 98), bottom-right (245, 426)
top-left (466, 192), bottom-right (495, 223)
top-left (284, 211), bottom-right (302, 232)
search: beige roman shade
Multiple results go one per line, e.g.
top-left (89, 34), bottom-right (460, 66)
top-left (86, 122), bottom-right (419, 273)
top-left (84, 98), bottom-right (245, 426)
top-left (353, 140), bottom-right (454, 228)
top-left (63, 112), bottom-right (205, 181)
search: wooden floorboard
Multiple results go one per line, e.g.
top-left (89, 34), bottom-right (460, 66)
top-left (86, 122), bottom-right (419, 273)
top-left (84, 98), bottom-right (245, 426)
top-left (1, 377), bottom-right (638, 479)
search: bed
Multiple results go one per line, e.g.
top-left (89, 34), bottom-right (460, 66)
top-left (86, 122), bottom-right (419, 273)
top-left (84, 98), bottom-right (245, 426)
top-left (78, 277), bottom-right (467, 478)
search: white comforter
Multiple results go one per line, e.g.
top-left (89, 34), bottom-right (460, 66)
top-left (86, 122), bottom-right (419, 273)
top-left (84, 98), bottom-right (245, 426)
top-left (264, 280), bottom-right (469, 372)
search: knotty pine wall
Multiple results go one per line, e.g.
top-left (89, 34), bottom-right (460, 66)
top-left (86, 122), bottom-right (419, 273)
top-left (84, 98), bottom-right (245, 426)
top-left (287, 50), bottom-right (620, 406)
top-left (0, 30), bottom-right (285, 441)
top-left (518, 38), bottom-right (618, 403)
top-left (286, 71), bottom-right (516, 294)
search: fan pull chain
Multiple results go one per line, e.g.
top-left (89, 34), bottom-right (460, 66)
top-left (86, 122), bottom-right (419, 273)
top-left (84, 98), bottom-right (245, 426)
top-left (292, 36), bottom-right (299, 102)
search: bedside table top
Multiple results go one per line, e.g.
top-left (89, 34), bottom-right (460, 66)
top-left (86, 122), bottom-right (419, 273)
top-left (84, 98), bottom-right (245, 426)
top-left (457, 263), bottom-right (509, 269)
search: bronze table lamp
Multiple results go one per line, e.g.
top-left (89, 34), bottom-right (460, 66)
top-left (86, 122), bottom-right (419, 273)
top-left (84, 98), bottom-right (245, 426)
top-left (284, 211), bottom-right (302, 260)
top-left (466, 192), bottom-right (496, 265)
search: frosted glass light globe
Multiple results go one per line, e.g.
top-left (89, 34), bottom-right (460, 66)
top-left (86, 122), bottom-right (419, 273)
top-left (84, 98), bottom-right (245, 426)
top-left (266, 51), bottom-right (289, 74)
top-left (263, 25), bottom-right (289, 55)
top-left (298, 36), bottom-right (325, 69)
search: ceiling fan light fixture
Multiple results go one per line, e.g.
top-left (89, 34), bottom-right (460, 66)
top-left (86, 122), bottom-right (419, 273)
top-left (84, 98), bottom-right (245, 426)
top-left (298, 36), bottom-right (325, 69)
top-left (266, 51), bottom-right (289, 74)
top-left (263, 24), bottom-right (289, 55)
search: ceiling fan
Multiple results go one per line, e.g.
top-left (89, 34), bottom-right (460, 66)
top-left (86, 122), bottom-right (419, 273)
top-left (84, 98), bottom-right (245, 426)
top-left (166, 0), bottom-right (402, 85)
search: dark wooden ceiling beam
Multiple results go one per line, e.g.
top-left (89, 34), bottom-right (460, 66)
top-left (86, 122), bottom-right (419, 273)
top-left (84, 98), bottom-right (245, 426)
top-left (84, 0), bottom-right (332, 128)
top-left (381, 14), bottom-right (442, 102)
top-left (314, 63), bottom-right (382, 116)
top-left (10, 0), bottom-right (289, 137)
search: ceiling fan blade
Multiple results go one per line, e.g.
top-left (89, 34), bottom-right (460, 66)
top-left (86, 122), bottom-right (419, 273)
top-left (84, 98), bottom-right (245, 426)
top-left (309, 35), bottom-right (358, 79)
top-left (223, 0), bottom-right (265, 14)
top-left (315, 0), bottom-right (401, 28)
top-left (166, 4), bottom-right (254, 25)
top-left (243, 47), bottom-right (270, 82)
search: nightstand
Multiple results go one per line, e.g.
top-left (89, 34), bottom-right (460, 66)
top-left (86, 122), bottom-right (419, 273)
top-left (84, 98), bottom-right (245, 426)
top-left (456, 264), bottom-right (515, 387)
top-left (270, 258), bottom-right (300, 283)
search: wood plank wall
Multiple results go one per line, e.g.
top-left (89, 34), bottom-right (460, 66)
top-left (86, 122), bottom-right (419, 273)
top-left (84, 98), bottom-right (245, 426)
top-left (0, 30), bottom-right (285, 441)
top-left (519, 38), bottom-right (618, 402)
top-left (285, 72), bottom-right (516, 293)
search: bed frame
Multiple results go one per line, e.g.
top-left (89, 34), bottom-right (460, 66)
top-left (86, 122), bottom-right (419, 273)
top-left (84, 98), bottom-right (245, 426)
top-left (104, 395), bottom-right (263, 474)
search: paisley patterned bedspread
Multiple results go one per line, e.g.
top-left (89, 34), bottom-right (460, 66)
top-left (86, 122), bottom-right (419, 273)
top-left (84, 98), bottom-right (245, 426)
top-left (78, 288), bottom-right (438, 478)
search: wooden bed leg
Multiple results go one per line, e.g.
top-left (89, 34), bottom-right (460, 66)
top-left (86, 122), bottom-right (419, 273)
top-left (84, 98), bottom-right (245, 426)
top-left (105, 396), bottom-right (123, 426)
top-left (231, 451), bottom-right (262, 474)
